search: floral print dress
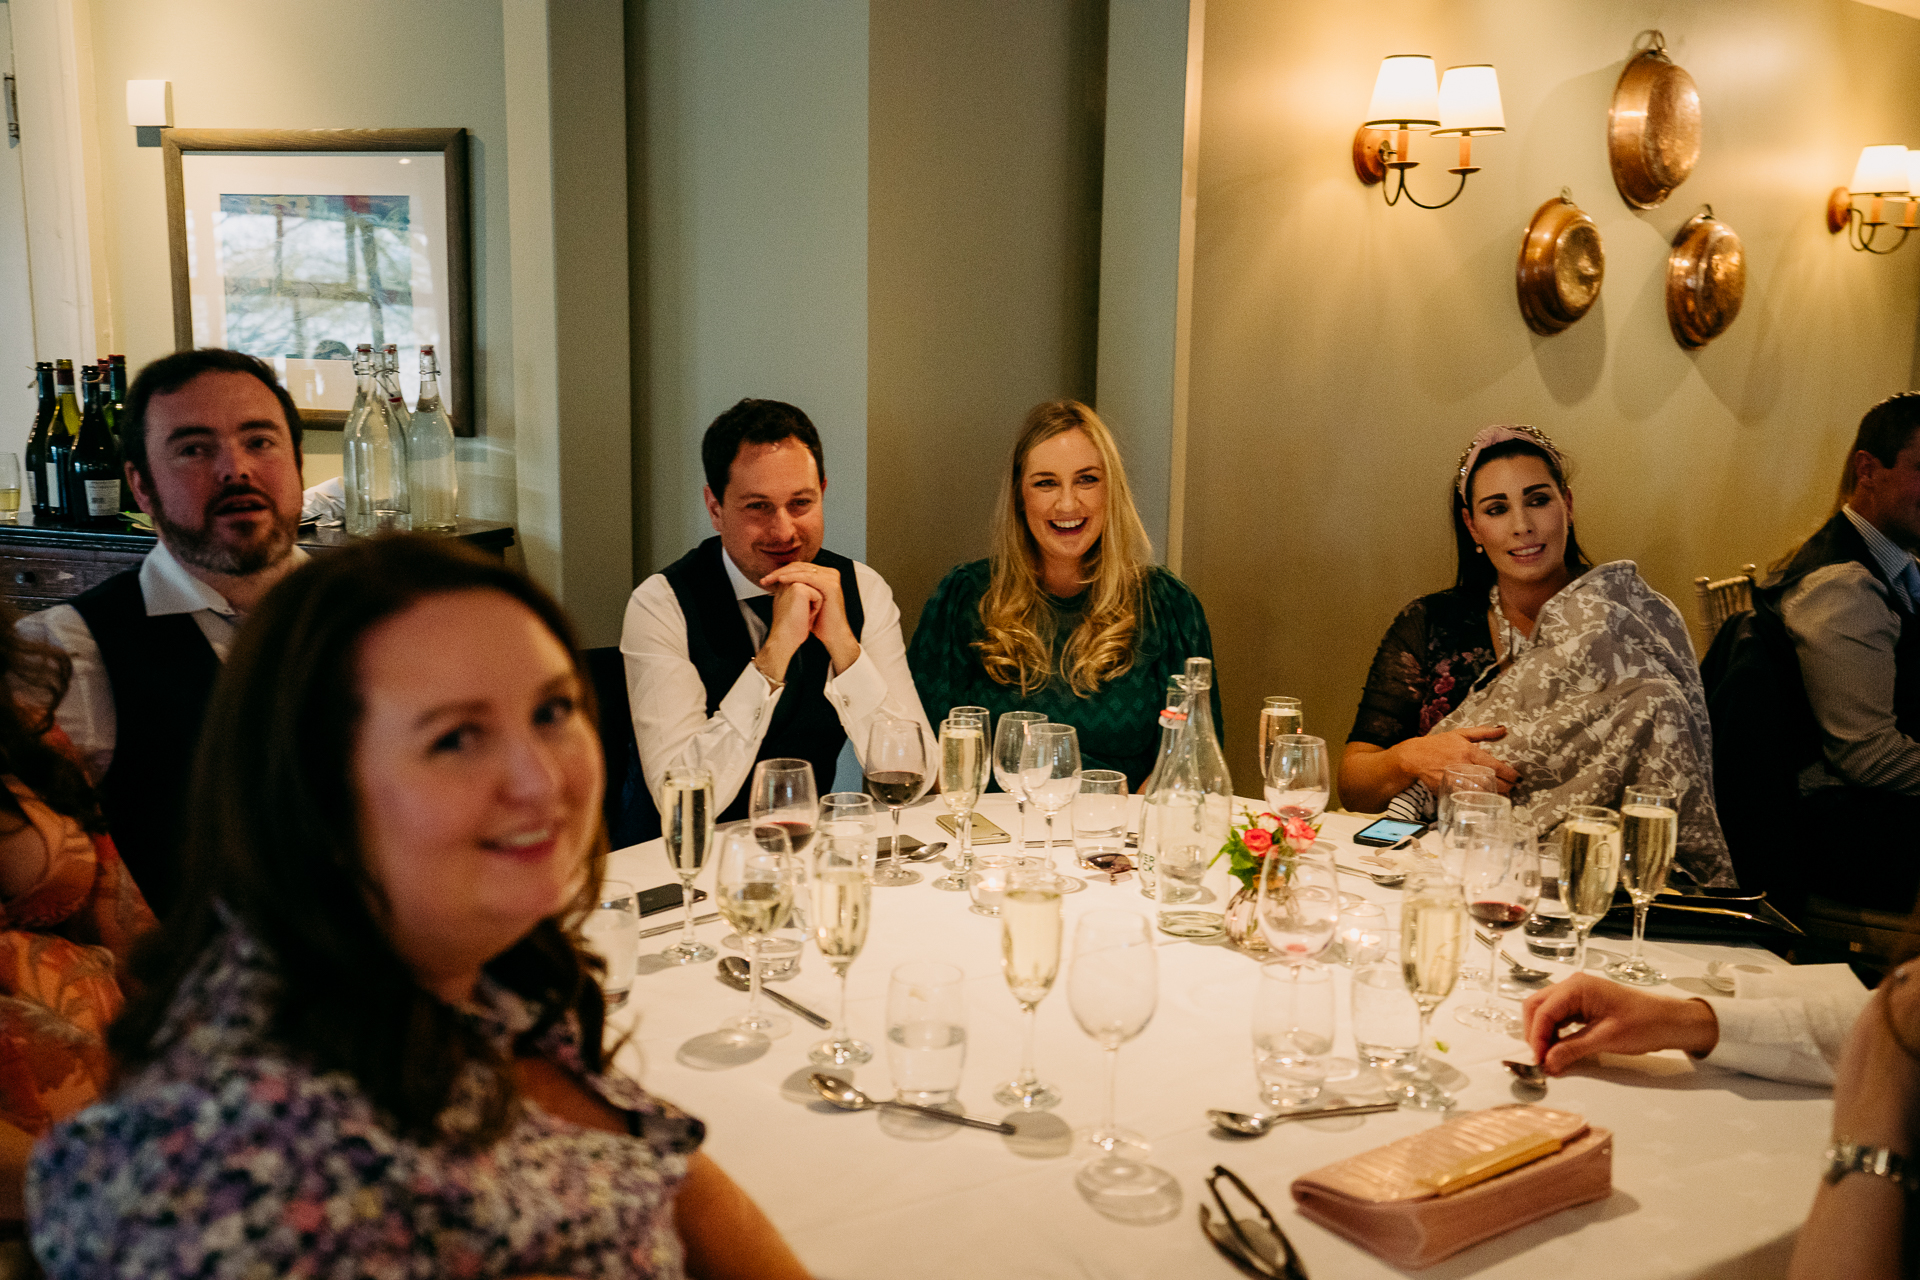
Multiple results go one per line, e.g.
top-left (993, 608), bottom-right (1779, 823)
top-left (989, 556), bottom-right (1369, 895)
top-left (1348, 588), bottom-right (1499, 751)
top-left (27, 925), bottom-right (705, 1279)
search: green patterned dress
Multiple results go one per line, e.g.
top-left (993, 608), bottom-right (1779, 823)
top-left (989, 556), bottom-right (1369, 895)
top-left (907, 560), bottom-right (1222, 789)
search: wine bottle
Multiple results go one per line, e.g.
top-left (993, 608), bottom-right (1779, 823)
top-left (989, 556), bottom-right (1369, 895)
top-left (71, 366), bottom-right (122, 527)
top-left (24, 362), bottom-right (54, 520)
top-left (406, 345), bottom-right (458, 532)
top-left (105, 354), bottom-right (134, 513)
top-left (46, 360), bottom-right (80, 522)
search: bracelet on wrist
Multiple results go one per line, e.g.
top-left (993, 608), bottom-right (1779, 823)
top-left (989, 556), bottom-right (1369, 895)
top-left (1825, 1140), bottom-right (1920, 1195)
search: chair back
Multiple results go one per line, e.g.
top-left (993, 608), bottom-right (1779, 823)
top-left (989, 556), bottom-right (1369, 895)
top-left (581, 647), bottom-right (661, 849)
top-left (1692, 564), bottom-right (1756, 644)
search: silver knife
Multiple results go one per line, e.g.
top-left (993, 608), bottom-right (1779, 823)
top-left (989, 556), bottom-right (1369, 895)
top-left (639, 911), bottom-right (720, 939)
top-left (761, 985), bottom-right (832, 1029)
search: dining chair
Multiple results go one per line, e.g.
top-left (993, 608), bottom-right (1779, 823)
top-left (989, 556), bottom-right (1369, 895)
top-left (1692, 564), bottom-right (1756, 644)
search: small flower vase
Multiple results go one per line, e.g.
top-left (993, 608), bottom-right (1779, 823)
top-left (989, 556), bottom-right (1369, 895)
top-left (1225, 882), bottom-right (1269, 955)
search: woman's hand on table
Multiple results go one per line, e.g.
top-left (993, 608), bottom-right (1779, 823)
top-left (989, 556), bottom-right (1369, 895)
top-left (1339, 728), bottom-right (1519, 812)
top-left (1520, 973), bottom-right (1719, 1074)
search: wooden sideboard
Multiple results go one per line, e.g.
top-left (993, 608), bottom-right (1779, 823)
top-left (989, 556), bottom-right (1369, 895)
top-left (0, 519), bottom-right (517, 613)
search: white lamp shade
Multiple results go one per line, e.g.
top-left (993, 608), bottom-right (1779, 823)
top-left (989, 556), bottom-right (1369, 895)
top-left (1850, 145), bottom-right (1910, 196)
top-left (1905, 151), bottom-right (1920, 199)
top-left (1365, 55), bottom-right (1440, 129)
top-left (1434, 65), bottom-right (1504, 136)
top-left (125, 80), bottom-right (172, 128)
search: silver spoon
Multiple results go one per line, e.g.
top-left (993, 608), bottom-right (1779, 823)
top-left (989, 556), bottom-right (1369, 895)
top-left (1208, 1101), bottom-right (1399, 1135)
top-left (1474, 931), bottom-right (1553, 984)
top-left (807, 1073), bottom-right (1015, 1133)
top-left (1335, 862), bottom-right (1407, 889)
top-left (1503, 1060), bottom-right (1548, 1091)
top-left (716, 957), bottom-right (831, 1028)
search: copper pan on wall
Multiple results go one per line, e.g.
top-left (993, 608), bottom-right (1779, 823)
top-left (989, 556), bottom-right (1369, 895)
top-left (1608, 32), bottom-right (1701, 210)
top-left (1517, 193), bottom-right (1605, 336)
top-left (1666, 206), bottom-right (1744, 349)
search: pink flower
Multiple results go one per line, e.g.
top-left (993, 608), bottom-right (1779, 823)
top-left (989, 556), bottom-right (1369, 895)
top-left (1255, 812), bottom-right (1280, 832)
top-left (1243, 828), bottom-right (1273, 854)
top-left (1281, 814), bottom-right (1316, 854)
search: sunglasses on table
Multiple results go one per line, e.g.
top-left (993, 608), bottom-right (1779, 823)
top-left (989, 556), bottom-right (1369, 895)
top-left (1200, 1165), bottom-right (1309, 1280)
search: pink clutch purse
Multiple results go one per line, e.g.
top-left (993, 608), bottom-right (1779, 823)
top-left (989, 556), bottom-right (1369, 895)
top-left (1289, 1104), bottom-right (1613, 1269)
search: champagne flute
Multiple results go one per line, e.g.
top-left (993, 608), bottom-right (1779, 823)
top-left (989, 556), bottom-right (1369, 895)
top-left (1561, 805), bottom-right (1623, 976)
top-left (749, 758), bottom-right (818, 856)
top-left (1021, 722), bottom-right (1085, 893)
top-left (1069, 910), bottom-right (1179, 1222)
top-left (1609, 786), bottom-right (1677, 986)
top-left (992, 711), bottom-right (1048, 852)
top-left (994, 868), bottom-right (1063, 1111)
top-left (1398, 872), bottom-right (1466, 1110)
top-left (808, 811), bottom-right (876, 1066)
top-left (1257, 696), bottom-right (1304, 779)
top-left (1453, 819), bottom-right (1540, 1035)
top-left (660, 766), bottom-right (717, 964)
top-left (713, 821), bottom-right (795, 1042)
top-left (933, 717), bottom-right (990, 891)
top-left (865, 717), bottom-right (932, 887)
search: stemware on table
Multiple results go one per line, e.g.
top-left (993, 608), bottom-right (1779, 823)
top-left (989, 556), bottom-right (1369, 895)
top-left (992, 711), bottom-right (1049, 854)
top-left (1257, 696), bottom-right (1305, 779)
top-left (1431, 762), bottom-right (1498, 859)
top-left (934, 715), bottom-right (992, 892)
top-left (747, 758), bottom-right (818, 973)
top-left (1254, 843), bottom-right (1344, 1091)
top-left (660, 765), bottom-right (717, 964)
top-left (865, 716), bottom-right (933, 887)
top-left (1264, 733), bottom-right (1330, 821)
top-left (1397, 872), bottom-right (1467, 1110)
top-left (1453, 818), bottom-right (1541, 1036)
top-left (1609, 785), bottom-right (1678, 986)
top-left (1021, 722), bottom-right (1085, 893)
top-left (1251, 961), bottom-right (1335, 1109)
top-left (994, 867), bottom-right (1064, 1111)
top-left (808, 808), bottom-right (877, 1067)
top-left (1561, 805), bottom-right (1623, 976)
top-left (711, 821), bottom-right (795, 1044)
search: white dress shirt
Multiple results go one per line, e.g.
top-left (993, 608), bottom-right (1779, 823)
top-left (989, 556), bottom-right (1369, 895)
top-left (1696, 963), bottom-right (1871, 1087)
top-left (620, 549), bottom-right (931, 815)
top-left (14, 541), bottom-right (309, 781)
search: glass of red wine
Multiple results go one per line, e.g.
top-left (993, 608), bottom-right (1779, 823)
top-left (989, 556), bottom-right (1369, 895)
top-left (749, 758), bottom-right (819, 857)
top-left (865, 717), bottom-right (932, 887)
top-left (1453, 817), bottom-right (1540, 1037)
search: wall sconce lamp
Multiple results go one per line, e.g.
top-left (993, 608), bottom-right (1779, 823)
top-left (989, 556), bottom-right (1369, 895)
top-left (1827, 145), bottom-right (1918, 254)
top-left (1352, 56), bottom-right (1504, 209)
top-left (126, 80), bottom-right (172, 148)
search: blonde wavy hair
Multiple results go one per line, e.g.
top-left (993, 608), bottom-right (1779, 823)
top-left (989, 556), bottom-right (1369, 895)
top-left (976, 401), bottom-right (1155, 696)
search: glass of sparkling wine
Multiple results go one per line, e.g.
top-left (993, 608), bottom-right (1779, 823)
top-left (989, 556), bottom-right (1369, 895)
top-left (1398, 873), bottom-right (1467, 1111)
top-left (865, 717), bottom-right (932, 888)
top-left (809, 816), bottom-right (877, 1066)
top-left (661, 766), bottom-right (716, 964)
top-left (1561, 805), bottom-right (1623, 976)
top-left (886, 961), bottom-right (967, 1108)
top-left (1608, 787), bottom-right (1676, 986)
top-left (1258, 696), bottom-right (1304, 778)
top-left (933, 716), bottom-right (989, 892)
top-left (992, 711), bottom-right (1048, 853)
top-left (994, 867), bottom-right (1064, 1111)
top-left (1021, 722), bottom-right (1085, 892)
top-left (0, 454), bottom-right (21, 522)
top-left (713, 821), bottom-right (795, 1042)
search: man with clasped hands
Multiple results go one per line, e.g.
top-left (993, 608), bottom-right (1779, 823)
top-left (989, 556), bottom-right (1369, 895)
top-left (620, 398), bottom-right (929, 822)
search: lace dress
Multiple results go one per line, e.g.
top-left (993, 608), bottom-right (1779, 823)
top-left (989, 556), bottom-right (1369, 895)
top-left (1348, 588), bottom-right (1499, 750)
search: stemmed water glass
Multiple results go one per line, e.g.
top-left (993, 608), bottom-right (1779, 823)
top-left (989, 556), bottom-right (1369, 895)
top-left (1398, 872), bottom-right (1467, 1110)
top-left (933, 716), bottom-right (991, 892)
top-left (1252, 844), bottom-right (1341, 1102)
top-left (994, 867), bottom-right (1063, 1111)
top-left (865, 717), bottom-right (932, 887)
top-left (1561, 805), bottom-right (1622, 976)
top-left (660, 766), bottom-right (717, 964)
top-left (1453, 819), bottom-right (1540, 1036)
top-left (1069, 910), bottom-right (1179, 1222)
top-left (1022, 722), bottom-right (1085, 893)
top-left (993, 711), bottom-right (1048, 852)
top-left (808, 809), bottom-right (876, 1066)
top-left (1264, 734), bottom-right (1330, 820)
top-left (749, 758), bottom-right (818, 857)
top-left (712, 821), bottom-right (795, 1044)
top-left (1609, 785), bottom-right (1678, 986)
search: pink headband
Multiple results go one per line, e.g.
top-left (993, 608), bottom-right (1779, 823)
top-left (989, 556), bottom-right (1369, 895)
top-left (1455, 424), bottom-right (1566, 502)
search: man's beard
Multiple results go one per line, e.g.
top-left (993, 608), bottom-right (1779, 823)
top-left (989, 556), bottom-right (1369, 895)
top-left (151, 483), bottom-right (299, 577)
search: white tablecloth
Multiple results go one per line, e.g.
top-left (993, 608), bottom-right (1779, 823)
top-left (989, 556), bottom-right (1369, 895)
top-left (605, 800), bottom-right (1825, 1279)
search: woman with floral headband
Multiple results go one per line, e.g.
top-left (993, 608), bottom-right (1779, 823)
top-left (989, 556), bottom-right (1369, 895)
top-left (1343, 425), bottom-right (1734, 886)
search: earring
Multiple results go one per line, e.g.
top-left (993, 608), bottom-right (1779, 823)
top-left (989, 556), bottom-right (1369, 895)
top-left (1474, 545), bottom-right (1485, 555)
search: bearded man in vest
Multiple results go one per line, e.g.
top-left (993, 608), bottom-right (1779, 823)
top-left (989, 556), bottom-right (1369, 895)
top-left (17, 349), bottom-right (307, 917)
top-left (621, 398), bottom-right (930, 827)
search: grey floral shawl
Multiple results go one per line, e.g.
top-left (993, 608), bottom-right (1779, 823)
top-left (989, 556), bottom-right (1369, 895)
top-left (1413, 561), bottom-right (1736, 887)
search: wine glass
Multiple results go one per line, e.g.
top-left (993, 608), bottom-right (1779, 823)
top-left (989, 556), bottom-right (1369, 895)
top-left (809, 812), bottom-right (876, 1066)
top-left (1021, 722), bottom-right (1084, 893)
top-left (1561, 805), bottom-right (1622, 976)
top-left (1434, 763), bottom-right (1498, 853)
top-left (1255, 843), bottom-right (1339, 965)
top-left (1251, 961), bottom-right (1335, 1109)
top-left (1453, 818), bottom-right (1540, 1036)
top-left (1069, 910), bottom-right (1179, 1222)
top-left (933, 717), bottom-right (990, 892)
top-left (712, 821), bottom-right (795, 1043)
top-left (1264, 734), bottom-right (1330, 821)
top-left (1439, 790), bottom-right (1511, 887)
top-left (1609, 785), bottom-right (1677, 986)
top-left (865, 717), bottom-right (932, 887)
top-left (660, 766), bottom-right (717, 964)
top-left (1257, 696), bottom-right (1304, 779)
top-left (992, 711), bottom-right (1048, 853)
top-left (1398, 872), bottom-right (1466, 1110)
top-left (749, 758), bottom-right (818, 857)
top-left (948, 705), bottom-right (991, 729)
top-left (994, 867), bottom-right (1063, 1111)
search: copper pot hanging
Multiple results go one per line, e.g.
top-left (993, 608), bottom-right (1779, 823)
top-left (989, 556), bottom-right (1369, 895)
top-left (1666, 207), bottom-right (1744, 349)
top-left (1608, 33), bottom-right (1701, 210)
top-left (1517, 194), bottom-right (1605, 336)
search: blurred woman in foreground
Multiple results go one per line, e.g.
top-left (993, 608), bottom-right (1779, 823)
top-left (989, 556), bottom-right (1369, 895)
top-left (27, 537), bottom-right (806, 1279)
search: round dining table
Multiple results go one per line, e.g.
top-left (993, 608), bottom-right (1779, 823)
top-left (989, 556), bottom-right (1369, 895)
top-left (605, 796), bottom-right (1829, 1279)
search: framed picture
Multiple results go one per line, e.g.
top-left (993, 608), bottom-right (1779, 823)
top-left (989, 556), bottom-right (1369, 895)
top-left (162, 128), bottom-right (474, 435)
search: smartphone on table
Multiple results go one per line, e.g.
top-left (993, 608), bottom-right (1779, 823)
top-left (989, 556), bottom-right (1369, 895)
top-left (635, 883), bottom-right (709, 917)
top-left (1353, 818), bottom-right (1428, 847)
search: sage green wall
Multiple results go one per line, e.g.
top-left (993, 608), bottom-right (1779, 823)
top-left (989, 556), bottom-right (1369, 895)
top-left (1183, 0), bottom-right (1920, 797)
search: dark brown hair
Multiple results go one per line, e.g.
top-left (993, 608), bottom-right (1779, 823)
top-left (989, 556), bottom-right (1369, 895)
top-left (0, 604), bottom-right (104, 832)
top-left (109, 536), bottom-right (607, 1148)
top-left (122, 348), bottom-right (305, 479)
top-left (1451, 438), bottom-right (1593, 593)
top-left (701, 397), bottom-right (826, 501)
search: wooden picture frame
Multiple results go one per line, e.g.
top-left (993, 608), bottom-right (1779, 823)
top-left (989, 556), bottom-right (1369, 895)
top-left (162, 127), bottom-right (474, 435)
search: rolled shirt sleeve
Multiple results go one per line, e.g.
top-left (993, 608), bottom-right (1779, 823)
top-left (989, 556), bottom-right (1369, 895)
top-left (1697, 987), bottom-right (1869, 1087)
top-left (1779, 562), bottom-right (1920, 795)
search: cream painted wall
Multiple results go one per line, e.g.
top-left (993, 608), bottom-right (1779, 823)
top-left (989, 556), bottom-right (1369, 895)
top-left (80, 0), bottom-right (518, 520)
top-left (866, 0), bottom-right (1105, 632)
top-left (1183, 0), bottom-right (1920, 796)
